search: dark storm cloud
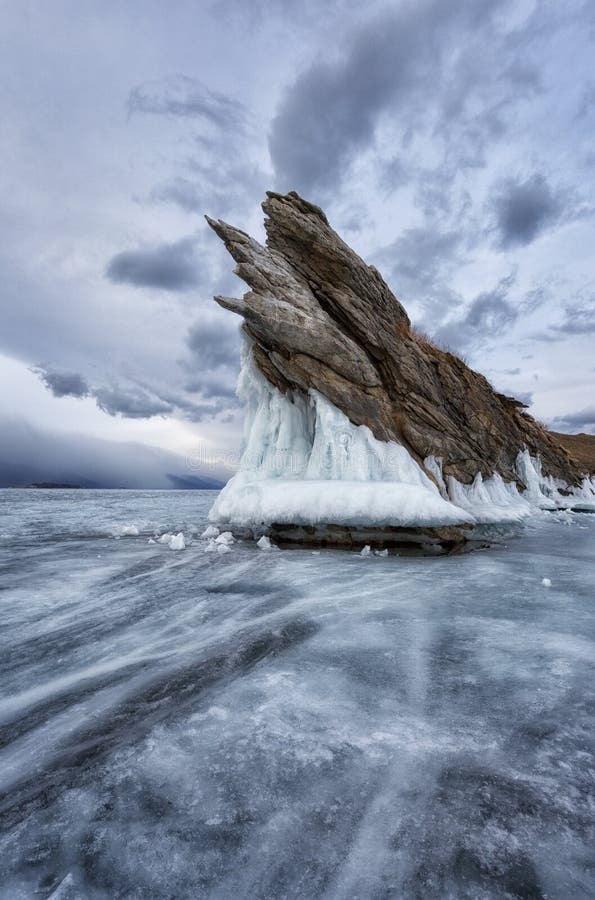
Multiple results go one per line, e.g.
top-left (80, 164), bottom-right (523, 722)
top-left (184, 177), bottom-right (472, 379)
top-left (32, 367), bottom-right (90, 399)
top-left (533, 299), bottom-right (595, 342)
top-left (268, 0), bottom-right (511, 193)
top-left (180, 318), bottom-right (242, 413)
top-left (491, 174), bottom-right (566, 248)
top-left (106, 237), bottom-right (201, 291)
top-left (0, 417), bottom-right (226, 489)
top-left (32, 360), bottom-right (236, 424)
top-left (153, 161), bottom-right (266, 218)
top-left (152, 177), bottom-right (204, 213)
top-left (138, 75), bottom-right (267, 219)
top-left (374, 226), bottom-right (464, 316)
top-left (186, 319), bottom-right (240, 369)
top-left (128, 75), bottom-right (246, 130)
top-left (551, 406), bottom-right (595, 433)
top-left (433, 275), bottom-right (518, 352)
top-left (92, 385), bottom-right (174, 419)
top-left (553, 302), bottom-right (595, 335)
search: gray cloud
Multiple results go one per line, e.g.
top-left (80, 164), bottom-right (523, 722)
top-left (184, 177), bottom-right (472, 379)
top-left (269, 6), bottom-right (427, 192)
top-left (128, 75), bottom-right (246, 130)
top-left (153, 160), bottom-right (266, 218)
top-left (92, 385), bottom-right (174, 419)
top-left (491, 174), bottom-right (566, 248)
top-left (186, 319), bottom-right (240, 369)
top-left (180, 318), bottom-right (242, 413)
top-left (375, 226), bottom-right (464, 317)
top-left (32, 364), bottom-right (231, 424)
top-left (433, 274), bottom-right (518, 353)
top-left (533, 298), bottom-right (595, 342)
top-left (553, 301), bottom-right (595, 335)
top-left (510, 390), bottom-right (533, 408)
top-left (268, 0), bottom-right (518, 194)
top-left (32, 367), bottom-right (90, 399)
top-left (551, 406), bottom-right (595, 434)
top-left (106, 236), bottom-right (201, 291)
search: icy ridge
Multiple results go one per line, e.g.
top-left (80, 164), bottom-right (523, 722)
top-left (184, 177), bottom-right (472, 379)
top-left (209, 351), bottom-right (595, 530)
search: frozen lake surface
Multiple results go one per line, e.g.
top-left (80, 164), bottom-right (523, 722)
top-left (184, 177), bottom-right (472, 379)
top-left (0, 489), bottom-right (594, 899)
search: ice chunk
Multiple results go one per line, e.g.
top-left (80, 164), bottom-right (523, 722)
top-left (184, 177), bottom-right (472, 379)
top-left (542, 577), bottom-right (552, 587)
top-left (256, 535), bottom-right (277, 550)
top-left (215, 531), bottom-right (235, 545)
top-left (204, 538), bottom-right (231, 555)
top-left (360, 545), bottom-right (371, 557)
top-left (169, 532), bottom-right (185, 551)
top-left (158, 532), bottom-right (173, 544)
top-left (375, 548), bottom-right (389, 557)
top-left (120, 525), bottom-right (139, 537)
top-left (201, 525), bottom-right (220, 539)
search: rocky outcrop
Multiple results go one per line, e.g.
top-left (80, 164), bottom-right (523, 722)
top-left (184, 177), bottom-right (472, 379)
top-left (207, 191), bottom-right (583, 488)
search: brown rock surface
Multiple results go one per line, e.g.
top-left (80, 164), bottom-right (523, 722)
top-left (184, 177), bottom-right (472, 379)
top-left (552, 433), bottom-right (595, 476)
top-left (207, 191), bottom-right (583, 487)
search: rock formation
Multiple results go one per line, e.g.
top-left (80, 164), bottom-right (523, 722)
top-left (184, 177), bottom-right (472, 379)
top-left (206, 190), bottom-right (583, 490)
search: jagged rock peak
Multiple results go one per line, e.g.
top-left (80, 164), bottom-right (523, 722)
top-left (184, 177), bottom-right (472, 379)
top-left (206, 191), bottom-right (582, 487)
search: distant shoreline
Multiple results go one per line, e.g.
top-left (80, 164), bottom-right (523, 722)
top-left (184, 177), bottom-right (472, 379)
top-left (7, 482), bottom-right (83, 490)
top-left (3, 484), bottom-right (221, 491)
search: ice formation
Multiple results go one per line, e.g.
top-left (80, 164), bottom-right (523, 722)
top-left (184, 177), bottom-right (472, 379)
top-left (169, 532), bottom-right (185, 551)
top-left (208, 346), bottom-right (595, 535)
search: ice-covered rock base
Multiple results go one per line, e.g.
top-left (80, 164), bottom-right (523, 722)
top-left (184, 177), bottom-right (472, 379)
top-left (209, 346), bottom-right (595, 544)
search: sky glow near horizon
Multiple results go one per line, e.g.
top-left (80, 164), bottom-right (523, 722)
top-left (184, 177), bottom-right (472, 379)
top-left (0, 0), bottom-right (594, 484)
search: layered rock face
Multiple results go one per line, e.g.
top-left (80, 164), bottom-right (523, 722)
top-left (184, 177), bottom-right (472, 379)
top-left (207, 190), bottom-right (582, 488)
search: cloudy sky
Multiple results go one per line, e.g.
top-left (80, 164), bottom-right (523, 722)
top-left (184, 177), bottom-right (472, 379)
top-left (1, 0), bottom-right (594, 486)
